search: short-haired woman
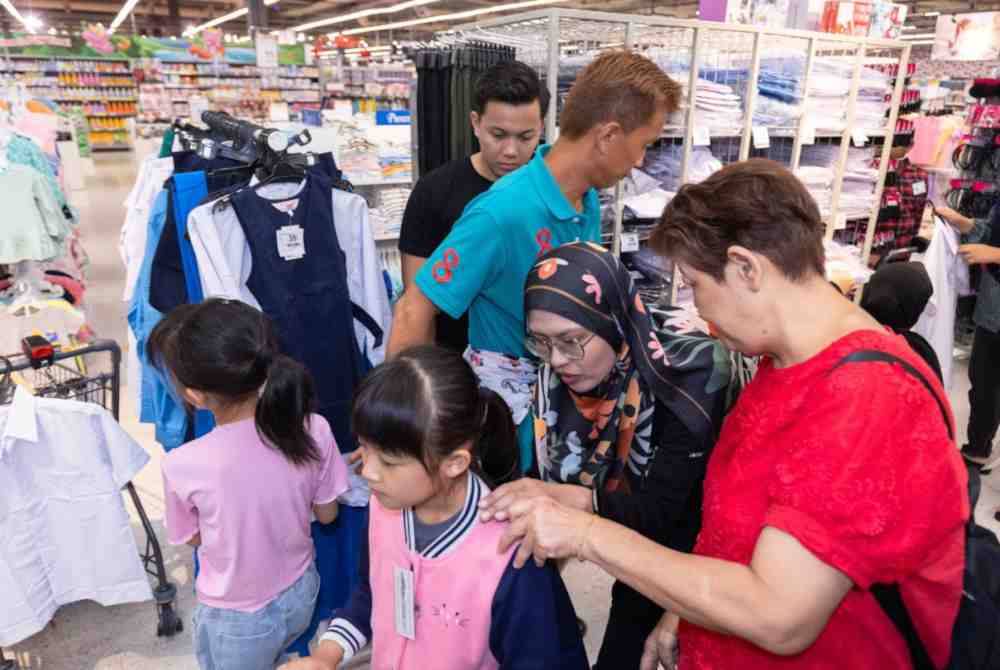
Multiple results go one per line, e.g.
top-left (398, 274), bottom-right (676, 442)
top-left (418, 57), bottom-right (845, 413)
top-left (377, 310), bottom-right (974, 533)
top-left (492, 159), bottom-right (969, 669)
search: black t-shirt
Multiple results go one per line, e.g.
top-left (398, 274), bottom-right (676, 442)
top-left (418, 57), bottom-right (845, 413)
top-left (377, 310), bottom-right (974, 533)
top-left (398, 157), bottom-right (493, 352)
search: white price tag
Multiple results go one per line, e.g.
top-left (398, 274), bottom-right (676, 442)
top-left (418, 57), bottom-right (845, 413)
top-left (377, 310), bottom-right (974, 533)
top-left (834, 213), bottom-right (848, 230)
top-left (621, 232), bottom-right (640, 252)
top-left (851, 130), bottom-right (868, 147)
top-left (912, 180), bottom-right (926, 196)
top-left (693, 125), bottom-right (711, 147)
top-left (394, 566), bottom-right (416, 640)
top-left (276, 224), bottom-right (306, 261)
top-left (800, 121), bottom-right (816, 145)
top-left (752, 126), bottom-right (770, 149)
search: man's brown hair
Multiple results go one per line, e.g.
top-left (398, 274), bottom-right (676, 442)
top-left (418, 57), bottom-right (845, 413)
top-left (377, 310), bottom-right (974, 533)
top-left (559, 50), bottom-right (681, 139)
top-left (652, 159), bottom-right (826, 281)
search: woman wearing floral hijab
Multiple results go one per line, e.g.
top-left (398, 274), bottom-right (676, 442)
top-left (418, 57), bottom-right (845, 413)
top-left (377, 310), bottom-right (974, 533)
top-left (479, 241), bottom-right (732, 669)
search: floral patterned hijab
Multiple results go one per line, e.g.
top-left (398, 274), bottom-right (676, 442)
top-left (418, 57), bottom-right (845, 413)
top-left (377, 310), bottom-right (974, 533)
top-left (525, 242), bottom-right (730, 492)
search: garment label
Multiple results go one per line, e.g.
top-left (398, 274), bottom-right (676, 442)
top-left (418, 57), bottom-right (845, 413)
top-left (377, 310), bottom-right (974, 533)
top-left (276, 224), bottom-right (306, 261)
top-left (800, 121), bottom-right (816, 145)
top-left (752, 126), bottom-right (770, 149)
top-left (693, 125), bottom-right (711, 147)
top-left (852, 130), bottom-right (868, 147)
top-left (394, 566), bottom-right (416, 640)
top-left (621, 232), bottom-right (640, 252)
top-left (912, 180), bottom-right (926, 196)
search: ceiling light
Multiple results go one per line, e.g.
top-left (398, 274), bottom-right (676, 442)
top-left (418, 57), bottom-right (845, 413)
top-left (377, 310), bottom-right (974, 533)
top-left (109, 0), bottom-right (141, 34)
top-left (292, 0), bottom-right (441, 33)
top-left (185, 0), bottom-right (280, 37)
top-left (344, 45), bottom-right (392, 53)
top-left (23, 14), bottom-right (43, 32)
top-left (902, 25), bottom-right (917, 30)
top-left (335, 0), bottom-right (569, 37)
top-left (901, 32), bottom-right (936, 39)
top-left (922, 11), bottom-right (940, 17)
top-left (908, 40), bottom-right (935, 45)
top-left (1, 1), bottom-right (35, 33)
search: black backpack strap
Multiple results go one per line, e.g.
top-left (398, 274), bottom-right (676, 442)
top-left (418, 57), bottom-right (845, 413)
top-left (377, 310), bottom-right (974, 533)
top-left (830, 348), bottom-right (952, 670)
top-left (831, 349), bottom-right (954, 441)
top-left (351, 302), bottom-right (384, 349)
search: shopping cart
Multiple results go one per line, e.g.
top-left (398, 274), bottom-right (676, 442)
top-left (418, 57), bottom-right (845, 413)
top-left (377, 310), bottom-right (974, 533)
top-left (0, 339), bottom-right (182, 669)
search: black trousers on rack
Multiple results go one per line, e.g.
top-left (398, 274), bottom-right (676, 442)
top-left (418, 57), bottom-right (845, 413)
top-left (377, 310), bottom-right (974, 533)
top-left (966, 326), bottom-right (1000, 459)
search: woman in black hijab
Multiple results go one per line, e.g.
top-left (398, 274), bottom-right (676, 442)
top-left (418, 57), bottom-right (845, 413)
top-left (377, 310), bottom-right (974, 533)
top-left (479, 241), bottom-right (732, 669)
top-left (860, 261), bottom-right (943, 381)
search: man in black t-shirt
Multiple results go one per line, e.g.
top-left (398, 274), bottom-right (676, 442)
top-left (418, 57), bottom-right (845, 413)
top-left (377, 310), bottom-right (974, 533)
top-left (398, 60), bottom-right (549, 352)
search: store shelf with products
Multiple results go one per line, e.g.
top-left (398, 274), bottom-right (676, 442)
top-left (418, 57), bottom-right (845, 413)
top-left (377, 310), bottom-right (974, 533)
top-left (445, 8), bottom-right (910, 303)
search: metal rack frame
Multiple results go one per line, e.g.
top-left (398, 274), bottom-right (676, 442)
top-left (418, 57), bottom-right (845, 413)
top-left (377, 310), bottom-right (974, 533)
top-left (447, 8), bottom-right (911, 294)
top-left (0, 340), bottom-right (181, 669)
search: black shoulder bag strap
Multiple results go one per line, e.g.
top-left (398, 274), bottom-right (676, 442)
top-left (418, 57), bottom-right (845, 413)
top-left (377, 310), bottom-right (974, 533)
top-left (830, 349), bottom-right (953, 670)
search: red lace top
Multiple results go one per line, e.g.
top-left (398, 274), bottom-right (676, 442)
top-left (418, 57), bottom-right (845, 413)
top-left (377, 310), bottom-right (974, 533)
top-left (678, 330), bottom-right (968, 670)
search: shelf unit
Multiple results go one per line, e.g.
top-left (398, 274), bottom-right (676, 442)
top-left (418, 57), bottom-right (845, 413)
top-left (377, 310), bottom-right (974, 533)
top-left (136, 61), bottom-right (322, 128)
top-left (448, 9), bottom-right (911, 301)
top-left (2, 55), bottom-right (139, 148)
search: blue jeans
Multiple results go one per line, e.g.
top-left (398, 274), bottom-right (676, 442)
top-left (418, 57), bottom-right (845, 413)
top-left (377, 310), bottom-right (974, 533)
top-left (193, 565), bottom-right (320, 670)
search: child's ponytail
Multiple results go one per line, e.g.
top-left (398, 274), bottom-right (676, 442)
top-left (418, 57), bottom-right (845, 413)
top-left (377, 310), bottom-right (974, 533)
top-left (256, 353), bottom-right (319, 466)
top-left (475, 387), bottom-right (520, 486)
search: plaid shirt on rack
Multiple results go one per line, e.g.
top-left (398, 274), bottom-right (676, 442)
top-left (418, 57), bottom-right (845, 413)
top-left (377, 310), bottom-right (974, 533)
top-left (893, 159), bottom-right (929, 250)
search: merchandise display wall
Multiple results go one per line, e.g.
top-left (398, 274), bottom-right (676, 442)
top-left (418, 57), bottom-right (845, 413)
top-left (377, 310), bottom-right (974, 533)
top-left (446, 9), bottom-right (912, 304)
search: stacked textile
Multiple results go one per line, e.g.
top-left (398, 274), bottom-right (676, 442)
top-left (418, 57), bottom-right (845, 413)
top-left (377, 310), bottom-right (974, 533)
top-left (799, 144), bottom-right (878, 221)
top-left (377, 139), bottom-right (412, 181)
top-left (370, 187), bottom-right (410, 240)
top-left (795, 165), bottom-right (835, 219)
top-left (640, 145), bottom-right (722, 193)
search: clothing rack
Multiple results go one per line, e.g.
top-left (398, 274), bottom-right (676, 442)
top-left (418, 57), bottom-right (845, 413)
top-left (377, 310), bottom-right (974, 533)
top-left (413, 40), bottom-right (515, 175)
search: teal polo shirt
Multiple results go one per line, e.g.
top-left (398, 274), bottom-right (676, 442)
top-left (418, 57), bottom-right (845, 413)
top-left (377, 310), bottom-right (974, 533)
top-left (415, 145), bottom-right (602, 357)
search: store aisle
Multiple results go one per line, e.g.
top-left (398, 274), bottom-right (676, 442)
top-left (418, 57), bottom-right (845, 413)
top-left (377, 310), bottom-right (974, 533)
top-left (4, 153), bottom-right (998, 668)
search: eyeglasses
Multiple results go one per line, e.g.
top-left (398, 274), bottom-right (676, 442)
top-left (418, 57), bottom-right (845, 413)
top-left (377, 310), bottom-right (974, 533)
top-left (525, 332), bottom-right (597, 363)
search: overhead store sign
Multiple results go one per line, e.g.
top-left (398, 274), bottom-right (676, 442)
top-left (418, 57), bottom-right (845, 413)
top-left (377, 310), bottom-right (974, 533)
top-left (932, 12), bottom-right (1000, 61)
top-left (0, 28), bottom-right (307, 65)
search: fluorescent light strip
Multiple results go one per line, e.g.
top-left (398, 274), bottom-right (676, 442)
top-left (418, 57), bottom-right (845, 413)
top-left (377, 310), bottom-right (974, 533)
top-left (186, 0), bottom-right (279, 37)
top-left (922, 11), bottom-right (940, 17)
top-left (1, 0), bottom-right (34, 33)
top-left (345, 45), bottom-right (392, 54)
top-left (901, 32), bottom-right (936, 39)
top-left (908, 40), bottom-right (935, 45)
top-left (293, 0), bottom-right (441, 33)
top-left (333, 0), bottom-right (569, 37)
top-left (109, 0), bottom-right (141, 33)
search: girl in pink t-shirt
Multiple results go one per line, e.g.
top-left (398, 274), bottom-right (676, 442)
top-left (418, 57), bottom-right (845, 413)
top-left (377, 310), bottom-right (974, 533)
top-left (150, 299), bottom-right (350, 670)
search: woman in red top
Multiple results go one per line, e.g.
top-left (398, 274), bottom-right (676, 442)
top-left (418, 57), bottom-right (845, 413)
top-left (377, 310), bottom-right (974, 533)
top-left (491, 159), bottom-right (969, 669)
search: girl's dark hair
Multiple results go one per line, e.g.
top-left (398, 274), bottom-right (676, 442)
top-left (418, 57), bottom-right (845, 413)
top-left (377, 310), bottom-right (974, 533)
top-left (146, 298), bottom-right (319, 466)
top-left (351, 346), bottom-right (519, 486)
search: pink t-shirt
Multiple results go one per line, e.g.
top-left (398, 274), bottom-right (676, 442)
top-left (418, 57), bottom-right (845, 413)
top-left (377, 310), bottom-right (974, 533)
top-left (161, 413), bottom-right (349, 612)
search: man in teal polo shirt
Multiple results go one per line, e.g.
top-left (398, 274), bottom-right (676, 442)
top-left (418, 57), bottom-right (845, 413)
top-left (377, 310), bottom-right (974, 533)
top-left (387, 51), bottom-right (682, 469)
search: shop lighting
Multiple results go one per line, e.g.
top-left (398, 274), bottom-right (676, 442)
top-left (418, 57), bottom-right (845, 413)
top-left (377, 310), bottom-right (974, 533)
top-left (901, 32), bottom-right (936, 39)
top-left (108, 0), bottom-right (141, 34)
top-left (332, 0), bottom-right (569, 37)
top-left (1, 1), bottom-right (35, 33)
top-left (23, 14), bottom-right (42, 31)
top-left (293, 0), bottom-right (442, 33)
top-left (922, 11), bottom-right (940, 17)
top-left (185, 0), bottom-right (280, 37)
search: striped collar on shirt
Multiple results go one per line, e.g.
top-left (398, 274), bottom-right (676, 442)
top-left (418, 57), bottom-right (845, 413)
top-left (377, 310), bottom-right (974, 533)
top-left (403, 473), bottom-right (484, 559)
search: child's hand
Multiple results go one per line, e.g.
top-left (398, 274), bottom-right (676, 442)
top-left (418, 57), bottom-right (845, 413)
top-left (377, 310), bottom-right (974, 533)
top-left (279, 641), bottom-right (344, 670)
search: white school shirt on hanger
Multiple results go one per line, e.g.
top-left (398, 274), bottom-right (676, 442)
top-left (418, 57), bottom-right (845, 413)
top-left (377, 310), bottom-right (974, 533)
top-left (119, 156), bottom-right (174, 303)
top-left (0, 387), bottom-right (152, 646)
top-left (914, 217), bottom-right (971, 389)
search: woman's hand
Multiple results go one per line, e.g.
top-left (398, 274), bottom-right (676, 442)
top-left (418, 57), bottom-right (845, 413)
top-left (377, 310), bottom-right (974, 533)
top-left (498, 496), bottom-right (596, 568)
top-left (479, 479), bottom-right (592, 522)
top-left (959, 243), bottom-right (1000, 265)
top-left (640, 612), bottom-right (680, 670)
top-left (935, 205), bottom-right (976, 234)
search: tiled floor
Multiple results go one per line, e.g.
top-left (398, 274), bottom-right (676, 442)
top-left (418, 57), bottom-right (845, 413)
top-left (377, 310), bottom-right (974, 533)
top-left (4, 152), bottom-right (999, 669)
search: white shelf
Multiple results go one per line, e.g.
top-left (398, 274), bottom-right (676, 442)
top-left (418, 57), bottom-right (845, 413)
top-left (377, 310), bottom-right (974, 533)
top-left (351, 176), bottom-right (412, 187)
top-left (375, 233), bottom-right (400, 242)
